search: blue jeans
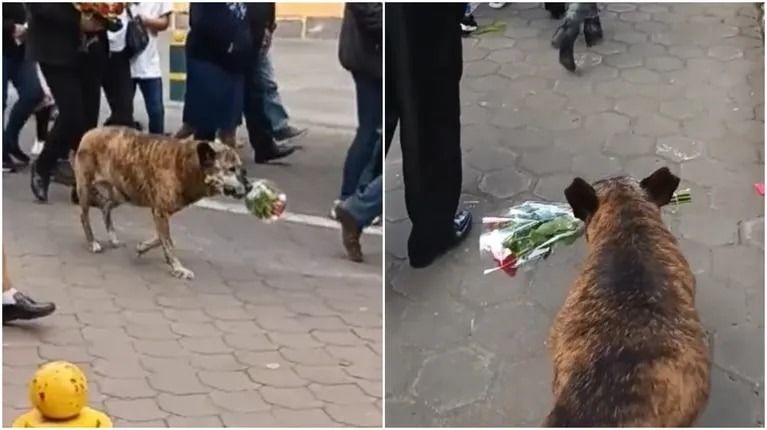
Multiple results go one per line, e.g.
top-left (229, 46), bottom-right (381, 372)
top-left (342, 138), bottom-right (383, 229)
top-left (340, 73), bottom-right (382, 199)
top-left (257, 53), bottom-right (289, 133)
top-left (3, 56), bottom-right (43, 152)
top-left (133, 78), bottom-right (164, 134)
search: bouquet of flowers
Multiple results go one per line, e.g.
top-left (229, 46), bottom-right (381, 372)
top-left (479, 189), bottom-right (692, 277)
top-left (74, 3), bottom-right (125, 32)
top-left (244, 179), bottom-right (287, 223)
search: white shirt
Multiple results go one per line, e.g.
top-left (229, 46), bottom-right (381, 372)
top-left (129, 2), bottom-right (173, 79)
top-left (107, 10), bottom-right (129, 52)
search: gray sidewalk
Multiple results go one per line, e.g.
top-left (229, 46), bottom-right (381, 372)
top-left (386, 3), bottom-right (763, 427)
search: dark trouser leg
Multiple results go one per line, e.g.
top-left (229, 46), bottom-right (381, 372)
top-left (37, 64), bottom-right (84, 176)
top-left (35, 105), bottom-right (52, 142)
top-left (136, 78), bottom-right (165, 134)
top-left (4, 57), bottom-right (43, 158)
top-left (101, 50), bottom-right (134, 127)
top-left (244, 58), bottom-right (275, 154)
top-left (387, 4), bottom-right (465, 262)
top-left (79, 39), bottom-right (108, 140)
top-left (340, 73), bottom-right (383, 199)
top-left (258, 53), bottom-right (290, 133)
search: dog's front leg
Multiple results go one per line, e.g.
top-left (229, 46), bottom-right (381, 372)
top-left (152, 209), bottom-right (194, 280)
top-left (136, 236), bottom-right (161, 256)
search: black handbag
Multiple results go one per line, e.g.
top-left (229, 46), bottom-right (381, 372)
top-left (124, 5), bottom-right (149, 58)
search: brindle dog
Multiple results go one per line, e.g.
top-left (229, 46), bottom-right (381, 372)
top-left (73, 126), bottom-right (252, 279)
top-left (545, 167), bottom-right (710, 427)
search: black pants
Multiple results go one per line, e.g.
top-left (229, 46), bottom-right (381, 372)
top-left (101, 49), bottom-right (134, 127)
top-left (385, 4), bottom-right (465, 259)
top-left (37, 37), bottom-right (107, 175)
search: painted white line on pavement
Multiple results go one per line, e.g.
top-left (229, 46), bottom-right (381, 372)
top-left (194, 198), bottom-right (383, 236)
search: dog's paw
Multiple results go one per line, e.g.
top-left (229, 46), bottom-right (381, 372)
top-left (171, 267), bottom-right (195, 280)
top-left (109, 239), bottom-right (125, 248)
top-left (89, 241), bottom-right (103, 253)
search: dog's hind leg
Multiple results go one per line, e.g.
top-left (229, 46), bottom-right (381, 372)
top-left (76, 180), bottom-right (102, 254)
top-left (96, 184), bottom-right (123, 248)
top-left (152, 209), bottom-right (194, 280)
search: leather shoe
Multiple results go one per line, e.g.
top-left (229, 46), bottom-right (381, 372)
top-left (255, 142), bottom-right (297, 164)
top-left (583, 16), bottom-right (603, 47)
top-left (30, 161), bottom-right (50, 203)
top-left (273, 125), bottom-right (308, 143)
top-left (53, 161), bottom-right (75, 186)
top-left (552, 18), bottom-right (580, 72)
top-left (3, 292), bottom-right (56, 324)
top-left (409, 209), bottom-right (473, 268)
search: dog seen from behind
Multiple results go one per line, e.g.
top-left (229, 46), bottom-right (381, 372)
top-left (73, 126), bottom-right (252, 279)
top-left (545, 167), bottom-right (710, 427)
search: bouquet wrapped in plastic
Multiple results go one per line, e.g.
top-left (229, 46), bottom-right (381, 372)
top-left (244, 179), bottom-right (287, 222)
top-left (480, 189), bottom-right (691, 277)
top-left (74, 3), bottom-right (125, 32)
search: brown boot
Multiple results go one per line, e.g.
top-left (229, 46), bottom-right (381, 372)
top-left (335, 205), bottom-right (363, 262)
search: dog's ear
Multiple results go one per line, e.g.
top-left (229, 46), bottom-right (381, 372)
top-left (565, 177), bottom-right (598, 222)
top-left (640, 167), bottom-right (680, 207)
top-left (196, 141), bottom-right (216, 169)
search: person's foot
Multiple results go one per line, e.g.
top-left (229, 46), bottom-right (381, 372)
top-left (329, 199), bottom-right (342, 219)
top-left (583, 16), bottom-right (603, 47)
top-left (255, 142), bottom-right (297, 164)
top-left (460, 14), bottom-right (478, 35)
top-left (8, 147), bottom-right (30, 165)
top-left (372, 215), bottom-right (382, 226)
top-left (409, 210), bottom-right (473, 269)
top-left (335, 205), bottom-right (363, 263)
top-left (488, 2), bottom-right (506, 8)
top-left (3, 290), bottom-right (56, 324)
top-left (552, 18), bottom-right (580, 72)
top-left (30, 161), bottom-right (50, 202)
top-left (273, 125), bottom-right (308, 143)
top-left (31, 139), bottom-right (45, 156)
top-left (3, 159), bottom-right (17, 173)
top-left (52, 161), bottom-right (75, 186)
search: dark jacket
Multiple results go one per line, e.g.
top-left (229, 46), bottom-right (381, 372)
top-left (186, 3), bottom-right (252, 73)
top-left (338, 3), bottom-right (382, 80)
top-left (26, 3), bottom-right (108, 66)
top-left (3, 3), bottom-right (26, 60)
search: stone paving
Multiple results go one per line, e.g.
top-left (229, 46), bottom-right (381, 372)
top-left (385, 3), bottom-right (764, 427)
top-left (2, 38), bottom-right (381, 427)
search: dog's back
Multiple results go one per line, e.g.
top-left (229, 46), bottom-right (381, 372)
top-left (548, 171), bottom-right (710, 427)
top-left (75, 126), bottom-right (207, 210)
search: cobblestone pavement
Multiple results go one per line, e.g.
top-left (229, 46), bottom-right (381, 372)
top-left (386, 3), bottom-right (763, 427)
top-left (2, 38), bottom-right (382, 425)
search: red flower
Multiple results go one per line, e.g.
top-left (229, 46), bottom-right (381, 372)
top-left (77, 3), bottom-right (94, 13)
top-left (111, 3), bottom-right (124, 15)
top-left (495, 254), bottom-right (518, 277)
top-left (97, 3), bottom-right (109, 16)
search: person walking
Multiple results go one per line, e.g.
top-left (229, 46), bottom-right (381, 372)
top-left (3, 3), bottom-right (44, 172)
top-left (333, 2), bottom-right (383, 261)
top-left (102, 8), bottom-right (135, 127)
top-left (386, 3), bottom-right (472, 268)
top-left (26, 3), bottom-right (109, 202)
top-left (257, 51), bottom-right (307, 142)
top-left (130, 2), bottom-right (172, 135)
top-left (242, 2), bottom-right (297, 163)
top-left (183, 3), bottom-right (250, 141)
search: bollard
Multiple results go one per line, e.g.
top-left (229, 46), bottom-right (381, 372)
top-left (12, 361), bottom-right (112, 428)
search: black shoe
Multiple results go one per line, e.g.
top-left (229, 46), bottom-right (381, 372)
top-left (460, 14), bottom-right (478, 35)
top-left (30, 161), bottom-right (50, 203)
top-left (552, 19), bottom-right (580, 72)
top-left (545, 3), bottom-right (566, 19)
top-left (583, 16), bottom-right (603, 47)
top-left (3, 161), bottom-right (17, 173)
top-left (255, 142), bottom-right (297, 164)
top-left (8, 147), bottom-right (30, 165)
top-left (3, 292), bottom-right (56, 324)
top-left (409, 210), bottom-right (473, 269)
top-left (273, 125), bottom-right (307, 142)
top-left (52, 161), bottom-right (75, 186)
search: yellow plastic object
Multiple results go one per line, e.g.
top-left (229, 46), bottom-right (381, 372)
top-left (12, 407), bottom-right (112, 428)
top-left (12, 361), bottom-right (112, 428)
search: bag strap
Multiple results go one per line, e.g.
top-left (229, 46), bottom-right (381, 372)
top-left (126, 3), bottom-right (134, 19)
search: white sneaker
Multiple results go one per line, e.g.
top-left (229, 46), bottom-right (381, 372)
top-left (31, 140), bottom-right (44, 156)
top-left (329, 199), bottom-right (342, 220)
top-left (489, 2), bottom-right (506, 9)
